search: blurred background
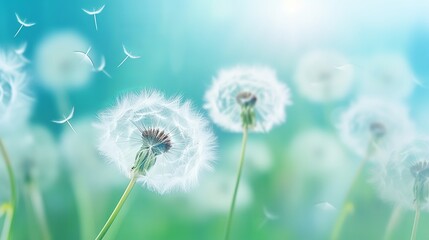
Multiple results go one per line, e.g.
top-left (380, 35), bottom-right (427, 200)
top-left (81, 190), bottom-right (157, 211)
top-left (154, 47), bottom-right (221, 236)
top-left (1, 0), bottom-right (429, 239)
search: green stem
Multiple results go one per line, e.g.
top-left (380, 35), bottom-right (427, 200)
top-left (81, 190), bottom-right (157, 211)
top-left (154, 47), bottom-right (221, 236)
top-left (0, 205), bottom-right (12, 240)
top-left (27, 184), bottom-right (51, 240)
top-left (224, 127), bottom-right (249, 240)
top-left (383, 205), bottom-right (402, 240)
top-left (95, 175), bottom-right (137, 240)
top-left (0, 139), bottom-right (16, 240)
top-left (410, 206), bottom-right (420, 240)
top-left (330, 142), bottom-right (373, 240)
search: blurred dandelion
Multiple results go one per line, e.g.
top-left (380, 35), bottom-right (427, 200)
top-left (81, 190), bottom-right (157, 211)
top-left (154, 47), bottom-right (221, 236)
top-left (294, 51), bottom-right (354, 103)
top-left (338, 97), bottom-right (415, 159)
top-left (95, 90), bottom-right (216, 239)
top-left (258, 207), bottom-right (279, 229)
top-left (82, 5), bottom-right (105, 31)
top-left (189, 171), bottom-right (252, 216)
top-left (360, 54), bottom-right (417, 100)
top-left (204, 66), bottom-right (291, 132)
top-left (14, 42), bottom-right (29, 63)
top-left (372, 139), bottom-right (429, 240)
top-left (4, 125), bottom-right (59, 240)
top-left (204, 65), bottom-right (291, 240)
top-left (14, 13), bottom-right (35, 38)
top-left (35, 31), bottom-right (93, 90)
top-left (117, 45), bottom-right (140, 68)
top-left (0, 47), bottom-right (32, 240)
top-left (95, 56), bottom-right (112, 78)
top-left (226, 139), bottom-right (272, 174)
top-left (60, 118), bottom-right (124, 240)
top-left (332, 97), bottom-right (415, 239)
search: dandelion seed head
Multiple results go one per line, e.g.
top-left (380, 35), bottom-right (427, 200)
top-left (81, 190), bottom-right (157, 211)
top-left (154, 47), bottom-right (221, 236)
top-left (371, 139), bottom-right (429, 210)
top-left (338, 97), bottom-right (415, 159)
top-left (96, 90), bottom-right (216, 194)
top-left (294, 51), bottom-right (354, 102)
top-left (204, 65), bottom-right (291, 132)
top-left (360, 54), bottom-right (416, 100)
top-left (4, 125), bottom-right (59, 188)
top-left (35, 31), bottom-right (93, 90)
top-left (0, 49), bottom-right (32, 134)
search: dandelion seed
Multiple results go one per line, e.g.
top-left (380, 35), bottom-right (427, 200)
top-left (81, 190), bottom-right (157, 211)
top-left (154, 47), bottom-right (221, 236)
top-left (95, 90), bottom-right (216, 239)
top-left (294, 51), bottom-right (354, 103)
top-left (14, 13), bottom-right (35, 38)
top-left (204, 66), bottom-right (291, 132)
top-left (14, 42), bottom-right (29, 63)
top-left (35, 31), bottom-right (93, 89)
top-left (74, 46), bottom-right (95, 69)
top-left (82, 5), bottom-right (105, 31)
top-left (95, 56), bottom-right (112, 78)
top-left (52, 106), bottom-right (77, 134)
top-left (314, 202), bottom-right (337, 211)
top-left (117, 44), bottom-right (140, 68)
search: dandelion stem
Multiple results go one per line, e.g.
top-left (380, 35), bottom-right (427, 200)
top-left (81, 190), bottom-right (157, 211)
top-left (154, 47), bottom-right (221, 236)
top-left (410, 206), bottom-right (420, 240)
top-left (330, 142), bottom-right (373, 240)
top-left (0, 139), bottom-right (16, 240)
top-left (383, 205), bottom-right (402, 240)
top-left (95, 174), bottom-right (137, 240)
top-left (0, 205), bottom-right (12, 240)
top-left (224, 126), bottom-right (249, 240)
top-left (26, 184), bottom-right (51, 240)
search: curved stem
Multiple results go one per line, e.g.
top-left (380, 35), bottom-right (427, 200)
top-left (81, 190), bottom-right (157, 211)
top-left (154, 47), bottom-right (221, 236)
top-left (330, 142), bottom-right (373, 240)
top-left (0, 139), bottom-right (16, 240)
top-left (27, 184), bottom-right (51, 240)
top-left (410, 207), bottom-right (420, 240)
top-left (0, 205), bottom-right (12, 240)
top-left (383, 205), bottom-right (402, 240)
top-left (95, 175), bottom-right (137, 240)
top-left (224, 127), bottom-right (249, 240)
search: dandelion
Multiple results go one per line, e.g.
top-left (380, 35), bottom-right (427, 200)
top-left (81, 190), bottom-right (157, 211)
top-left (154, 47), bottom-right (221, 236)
top-left (35, 31), bottom-right (93, 90)
top-left (0, 48), bottom-right (32, 240)
top-left (189, 171), bottom-right (252, 216)
top-left (331, 97), bottom-right (415, 240)
top-left (372, 139), bottom-right (429, 240)
top-left (204, 65), bottom-right (291, 239)
top-left (338, 97), bottom-right (415, 159)
top-left (204, 66), bottom-right (291, 132)
top-left (4, 125), bottom-right (59, 240)
top-left (294, 51), bottom-right (354, 103)
top-left (360, 54), bottom-right (417, 101)
top-left (95, 90), bottom-right (216, 239)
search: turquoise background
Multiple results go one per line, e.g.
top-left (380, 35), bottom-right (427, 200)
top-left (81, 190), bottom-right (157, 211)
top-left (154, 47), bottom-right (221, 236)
top-left (1, 0), bottom-right (429, 239)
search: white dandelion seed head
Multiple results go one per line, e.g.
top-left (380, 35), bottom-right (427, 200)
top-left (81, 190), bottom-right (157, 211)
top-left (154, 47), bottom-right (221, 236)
top-left (4, 125), bottom-right (60, 189)
top-left (0, 49), bottom-right (32, 135)
top-left (226, 138), bottom-right (272, 173)
top-left (338, 97), bottom-right (415, 159)
top-left (96, 90), bottom-right (216, 194)
top-left (360, 54), bottom-right (416, 101)
top-left (371, 138), bottom-right (429, 210)
top-left (287, 129), bottom-right (353, 205)
top-left (204, 66), bottom-right (292, 132)
top-left (188, 171), bottom-right (252, 215)
top-left (35, 31), bottom-right (93, 90)
top-left (60, 118), bottom-right (124, 188)
top-left (294, 51), bottom-right (354, 103)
